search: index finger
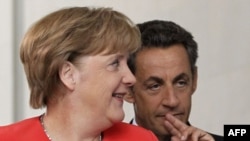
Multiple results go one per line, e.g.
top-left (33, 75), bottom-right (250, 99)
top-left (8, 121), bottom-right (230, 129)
top-left (165, 114), bottom-right (189, 133)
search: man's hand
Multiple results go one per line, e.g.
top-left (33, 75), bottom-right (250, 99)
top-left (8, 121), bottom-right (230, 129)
top-left (164, 114), bottom-right (215, 141)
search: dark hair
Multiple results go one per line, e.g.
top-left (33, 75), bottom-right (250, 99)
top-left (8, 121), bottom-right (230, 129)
top-left (128, 20), bottom-right (198, 75)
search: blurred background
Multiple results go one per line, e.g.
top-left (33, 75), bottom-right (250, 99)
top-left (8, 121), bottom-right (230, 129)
top-left (1, 0), bottom-right (249, 136)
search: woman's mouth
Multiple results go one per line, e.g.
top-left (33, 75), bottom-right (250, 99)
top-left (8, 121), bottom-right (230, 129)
top-left (112, 93), bottom-right (125, 101)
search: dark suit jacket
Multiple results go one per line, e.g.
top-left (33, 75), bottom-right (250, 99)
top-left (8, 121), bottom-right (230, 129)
top-left (208, 133), bottom-right (223, 141)
top-left (129, 119), bottom-right (224, 141)
top-left (187, 122), bottom-right (224, 141)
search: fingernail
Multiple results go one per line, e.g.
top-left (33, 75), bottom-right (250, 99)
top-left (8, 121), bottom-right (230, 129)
top-left (181, 136), bottom-right (186, 141)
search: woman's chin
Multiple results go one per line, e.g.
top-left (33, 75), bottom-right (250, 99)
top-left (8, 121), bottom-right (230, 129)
top-left (111, 110), bottom-right (125, 123)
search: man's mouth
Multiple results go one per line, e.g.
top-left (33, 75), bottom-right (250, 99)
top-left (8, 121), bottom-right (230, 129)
top-left (156, 113), bottom-right (183, 118)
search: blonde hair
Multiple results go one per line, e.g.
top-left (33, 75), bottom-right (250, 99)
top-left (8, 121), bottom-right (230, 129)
top-left (20, 7), bottom-right (140, 109)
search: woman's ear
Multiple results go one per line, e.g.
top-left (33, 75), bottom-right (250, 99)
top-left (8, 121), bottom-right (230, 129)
top-left (124, 89), bottom-right (135, 103)
top-left (59, 62), bottom-right (76, 91)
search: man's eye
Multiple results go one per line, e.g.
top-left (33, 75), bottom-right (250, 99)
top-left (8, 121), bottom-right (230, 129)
top-left (177, 80), bottom-right (187, 87)
top-left (147, 83), bottom-right (160, 91)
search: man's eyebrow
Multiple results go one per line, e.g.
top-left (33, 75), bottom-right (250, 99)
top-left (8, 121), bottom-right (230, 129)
top-left (143, 76), bottom-right (164, 85)
top-left (173, 73), bottom-right (190, 83)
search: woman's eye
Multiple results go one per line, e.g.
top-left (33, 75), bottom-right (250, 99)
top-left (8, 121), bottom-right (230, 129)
top-left (111, 59), bottom-right (119, 67)
top-left (107, 58), bottom-right (121, 71)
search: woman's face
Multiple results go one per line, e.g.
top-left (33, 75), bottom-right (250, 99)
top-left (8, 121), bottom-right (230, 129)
top-left (72, 51), bottom-right (135, 125)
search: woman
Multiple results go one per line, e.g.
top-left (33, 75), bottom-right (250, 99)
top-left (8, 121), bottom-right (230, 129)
top-left (0, 7), bottom-right (157, 141)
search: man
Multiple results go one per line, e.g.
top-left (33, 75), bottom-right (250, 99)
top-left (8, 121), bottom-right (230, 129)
top-left (125, 20), bottom-right (223, 141)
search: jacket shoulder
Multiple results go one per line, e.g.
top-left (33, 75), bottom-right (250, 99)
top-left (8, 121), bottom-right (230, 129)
top-left (0, 116), bottom-right (48, 141)
top-left (103, 122), bottom-right (158, 141)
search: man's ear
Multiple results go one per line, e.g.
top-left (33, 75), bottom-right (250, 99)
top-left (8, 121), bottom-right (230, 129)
top-left (124, 89), bottom-right (135, 103)
top-left (192, 66), bottom-right (198, 94)
top-left (59, 61), bottom-right (76, 91)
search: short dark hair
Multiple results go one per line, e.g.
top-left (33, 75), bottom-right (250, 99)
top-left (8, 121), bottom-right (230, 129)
top-left (128, 20), bottom-right (198, 75)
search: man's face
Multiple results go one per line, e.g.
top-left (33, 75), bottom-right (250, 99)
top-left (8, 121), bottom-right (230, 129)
top-left (129, 44), bottom-right (197, 137)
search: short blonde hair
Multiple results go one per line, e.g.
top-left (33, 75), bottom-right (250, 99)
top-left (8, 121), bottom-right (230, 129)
top-left (20, 7), bottom-right (140, 109)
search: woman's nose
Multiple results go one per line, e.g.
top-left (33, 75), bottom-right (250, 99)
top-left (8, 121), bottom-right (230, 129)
top-left (123, 66), bottom-right (136, 87)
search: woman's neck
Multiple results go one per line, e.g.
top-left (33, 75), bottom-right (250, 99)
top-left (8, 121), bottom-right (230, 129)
top-left (42, 108), bottom-right (105, 141)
